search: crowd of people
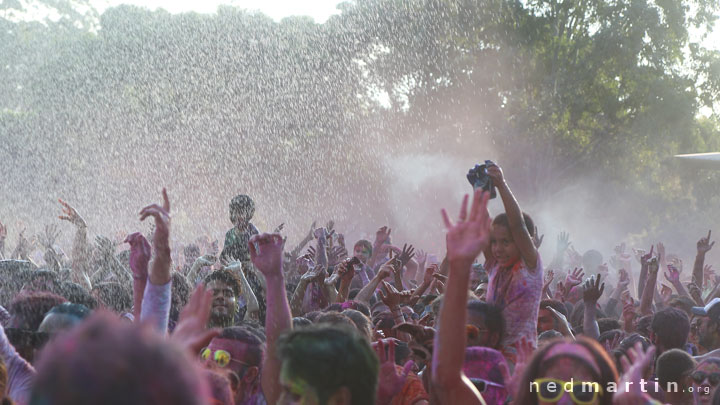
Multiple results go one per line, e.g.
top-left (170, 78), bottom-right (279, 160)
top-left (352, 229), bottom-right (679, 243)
top-left (1, 163), bottom-right (720, 404)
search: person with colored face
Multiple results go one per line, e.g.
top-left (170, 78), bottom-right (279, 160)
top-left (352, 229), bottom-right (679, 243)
top-left (538, 300), bottom-right (568, 335)
top-left (691, 358), bottom-right (720, 405)
top-left (513, 338), bottom-right (617, 405)
top-left (202, 327), bottom-right (265, 405)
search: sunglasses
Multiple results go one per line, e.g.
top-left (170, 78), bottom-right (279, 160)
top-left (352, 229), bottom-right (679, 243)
top-left (533, 378), bottom-right (603, 404)
top-left (469, 377), bottom-right (504, 393)
top-left (691, 371), bottom-right (720, 385)
top-left (200, 347), bottom-right (250, 369)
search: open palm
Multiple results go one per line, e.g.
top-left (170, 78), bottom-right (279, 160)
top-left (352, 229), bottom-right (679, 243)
top-left (442, 190), bottom-right (492, 263)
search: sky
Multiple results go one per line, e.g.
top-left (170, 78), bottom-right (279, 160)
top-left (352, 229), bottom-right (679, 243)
top-left (91, 0), bottom-right (342, 22)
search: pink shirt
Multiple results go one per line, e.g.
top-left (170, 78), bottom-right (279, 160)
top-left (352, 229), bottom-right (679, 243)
top-left (486, 254), bottom-right (543, 349)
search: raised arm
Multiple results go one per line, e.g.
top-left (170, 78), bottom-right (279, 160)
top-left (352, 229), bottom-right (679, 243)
top-left (249, 233), bottom-right (291, 405)
top-left (125, 232), bottom-right (151, 321)
top-left (226, 262), bottom-right (260, 320)
top-left (694, 230), bottom-right (714, 291)
top-left (582, 275), bottom-right (604, 340)
top-left (432, 189), bottom-right (491, 405)
top-left (138, 188), bottom-right (172, 334)
top-left (487, 164), bottom-right (537, 269)
top-left (58, 199), bottom-right (92, 280)
top-left (639, 257), bottom-right (659, 316)
top-left (354, 263), bottom-right (392, 305)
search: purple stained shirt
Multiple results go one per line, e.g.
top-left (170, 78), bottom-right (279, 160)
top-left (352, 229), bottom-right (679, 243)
top-left (486, 253), bottom-right (543, 349)
top-left (0, 323), bottom-right (35, 405)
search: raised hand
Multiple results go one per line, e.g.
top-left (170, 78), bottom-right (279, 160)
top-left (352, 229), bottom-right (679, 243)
top-left (95, 235), bottom-right (118, 260)
top-left (617, 268), bottom-right (630, 291)
top-left (375, 226), bottom-right (392, 246)
top-left (698, 230), bottom-right (715, 254)
top-left (327, 246), bottom-right (348, 267)
top-left (379, 281), bottom-right (413, 308)
top-left (632, 248), bottom-right (645, 264)
top-left (196, 254), bottom-right (216, 267)
top-left (565, 267), bottom-right (585, 288)
top-left (656, 242), bottom-right (666, 263)
top-left (423, 264), bottom-right (439, 285)
top-left (543, 269), bottom-right (554, 288)
top-left (647, 257), bottom-right (659, 275)
top-left (58, 198), bottom-right (86, 228)
top-left (273, 223), bottom-right (285, 233)
top-left (170, 284), bottom-right (220, 354)
top-left (0, 221), bottom-right (6, 242)
top-left (583, 274), bottom-right (605, 304)
top-left (415, 249), bottom-right (427, 266)
top-left (566, 246), bottom-right (583, 268)
top-left (398, 243), bottom-right (415, 266)
top-left (139, 188), bottom-right (171, 253)
top-left (664, 264), bottom-right (681, 285)
top-left (532, 226), bottom-right (544, 249)
top-left (615, 343), bottom-right (656, 405)
top-left (640, 245), bottom-right (654, 266)
top-left (556, 231), bottom-right (571, 253)
top-left (546, 307), bottom-right (573, 338)
top-left (38, 224), bottom-right (61, 250)
top-left (392, 322), bottom-right (435, 344)
top-left (249, 233), bottom-right (285, 278)
top-left (441, 190), bottom-right (492, 264)
top-left (124, 232), bottom-right (151, 280)
top-left (374, 338), bottom-right (414, 405)
top-left (313, 227), bottom-right (328, 243)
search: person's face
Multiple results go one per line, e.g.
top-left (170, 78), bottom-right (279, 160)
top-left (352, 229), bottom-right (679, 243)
top-left (475, 283), bottom-right (488, 300)
top-left (490, 224), bottom-right (521, 267)
top-left (467, 312), bottom-right (495, 348)
top-left (698, 318), bottom-right (719, 349)
top-left (692, 362), bottom-right (720, 405)
top-left (207, 280), bottom-right (238, 320)
top-left (204, 338), bottom-right (257, 401)
top-left (538, 308), bottom-right (557, 334)
top-left (278, 362), bottom-right (321, 405)
top-left (230, 208), bottom-right (250, 228)
top-left (538, 358), bottom-right (600, 405)
top-left (353, 244), bottom-right (371, 264)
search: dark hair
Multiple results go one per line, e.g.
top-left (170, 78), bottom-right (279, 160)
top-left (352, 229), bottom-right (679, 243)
top-left (651, 308), bottom-right (690, 350)
top-left (348, 289), bottom-right (361, 300)
top-left (538, 330), bottom-right (563, 342)
top-left (217, 326), bottom-right (265, 367)
top-left (342, 309), bottom-right (373, 341)
top-left (636, 315), bottom-right (653, 337)
top-left (171, 272), bottom-right (191, 322)
top-left (467, 300), bottom-right (505, 342)
top-left (656, 349), bottom-right (696, 387)
top-left (598, 318), bottom-right (621, 335)
top-left (184, 244), bottom-right (201, 259)
top-left (203, 269), bottom-right (242, 297)
top-left (56, 282), bottom-right (97, 309)
top-left (668, 296), bottom-right (695, 316)
top-left (540, 299), bottom-right (568, 317)
top-left (492, 212), bottom-right (535, 237)
top-left (598, 329), bottom-right (623, 346)
top-left (9, 292), bottom-right (67, 330)
top-left (47, 302), bottom-right (91, 320)
top-left (92, 282), bottom-right (131, 313)
top-left (29, 312), bottom-right (207, 405)
top-left (277, 325), bottom-right (378, 405)
top-left (316, 312), bottom-right (355, 329)
top-left (513, 337), bottom-right (618, 405)
top-left (353, 240), bottom-right (373, 257)
top-left (292, 317), bottom-right (312, 327)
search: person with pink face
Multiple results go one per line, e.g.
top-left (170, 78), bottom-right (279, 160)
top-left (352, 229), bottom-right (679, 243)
top-left (462, 347), bottom-right (509, 405)
top-left (513, 338), bottom-right (617, 405)
top-left (201, 326), bottom-right (265, 405)
top-left (690, 358), bottom-right (720, 405)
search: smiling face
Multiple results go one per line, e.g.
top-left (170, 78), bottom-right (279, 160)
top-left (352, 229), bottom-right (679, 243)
top-left (490, 224), bottom-right (521, 267)
top-left (538, 308), bottom-right (557, 334)
top-left (539, 358), bottom-right (600, 405)
top-left (353, 243), bottom-right (371, 264)
top-left (692, 361), bottom-right (720, 405)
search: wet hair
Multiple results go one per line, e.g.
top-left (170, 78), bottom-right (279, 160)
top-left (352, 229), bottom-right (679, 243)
top-left (56, 282), bottom-right (97, 309)
top-left (651, 307), bottom-right (690, 350)
top-left (467, 300), bottom-right (505, 342)
top-left (598, 318), bottom-right (621, 334)
top-left (277, 325), bottom-right (378, 405)
top-left (537, 329), bottom-right (563, 343)
top-left (342, 309), bottom-right (373, 341)
top-left (513, 337), bottom-right (617, 405)
top-left (353, 240), bottom-right (372, 257)
top-left (668, 296), bottom-right (695, 316)
top-left (217, 326), bottom-right (265, 367)
top-left (229, 195), bottom-right (255, 220)
top-left (656, 349), bottom-right (696, 388)
top-left (598, 329), bottom-right (623, 346)
top-left (184, 244), bottom-right (201, 259)
top-left (28, 270), bottom-right (60, 293)
top-left (171, 272), bottom-right (191, 322)
top-left (29, 312), bottom-right (207, 405)
top-left (304, 311), bottom-right (321, 322)
top-left (635, 315), bottom-right (653, 337)
top-left (8, 291), bottom-right (67, 330)
top-left (325, 301), bottom-right (370, 317)
top-left (92, 282), bottom-right (132, 313)
top-left (203, 269), bottom-right (242, 297)
top-left (47, 302), bottom-right (91, 320)
top-left (491, 212), bottom-right (535, 237)
top-left (292, 317), bottom-right (312, 328)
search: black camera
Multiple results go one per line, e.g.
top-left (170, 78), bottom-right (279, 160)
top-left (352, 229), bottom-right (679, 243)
top-left (466, 160), bottom-right (497, 199)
